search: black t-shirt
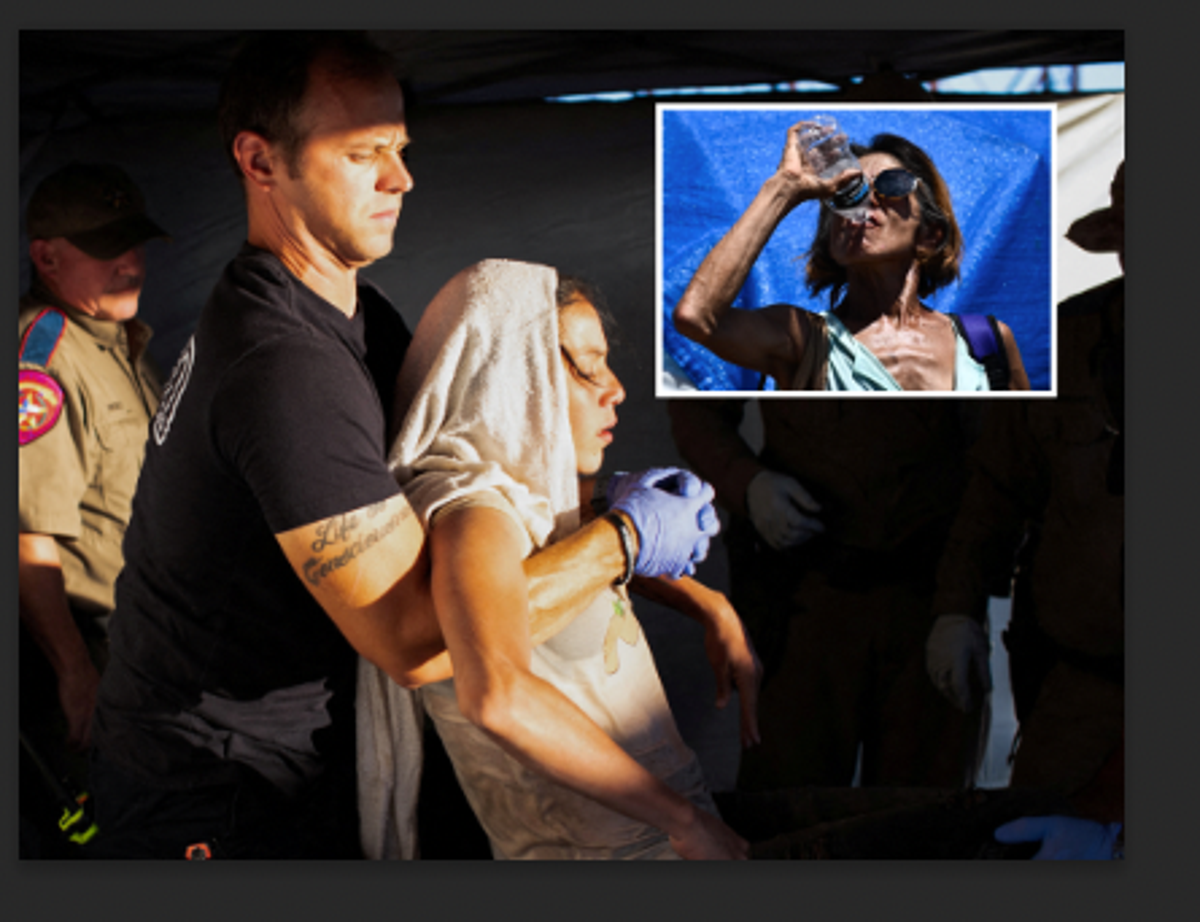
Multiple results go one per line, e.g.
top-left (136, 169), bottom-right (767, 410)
top-left (94, 245), bottom-right (411, 792)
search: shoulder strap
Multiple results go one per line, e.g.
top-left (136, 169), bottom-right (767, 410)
top-left (950, 312), bottom-right (1009, 391)
top-left (757, 312), bottom-right (829, 391)
top-left (19, 307), bottom-right (68, 368)
top-left (790, 312), bottom-right (828, 391)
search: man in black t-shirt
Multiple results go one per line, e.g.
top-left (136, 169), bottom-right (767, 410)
top-left (88, 32), bottom-right (720, 859)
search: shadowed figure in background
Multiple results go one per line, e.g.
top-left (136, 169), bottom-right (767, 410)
top-left (670, 394), bottom-right (992, 794)
top-left (931, 161), bottom-right (1126, 860)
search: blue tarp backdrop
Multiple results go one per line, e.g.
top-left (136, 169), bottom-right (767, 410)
top-left (660, 105), bottom-right (1054, 392)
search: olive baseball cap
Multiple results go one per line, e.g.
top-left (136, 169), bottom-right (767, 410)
top-left (25, 162), bottom-right (170, 260)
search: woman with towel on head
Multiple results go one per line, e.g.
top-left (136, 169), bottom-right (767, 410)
top-left (358, 259), bottom-right (760, 860)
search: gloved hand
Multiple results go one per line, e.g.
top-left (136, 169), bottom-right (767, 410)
top-left (608, 468), bottom-right (720, 580)
top-left (994, 816), bottom-right (1123, 860)
top-left (745, 470), bottom-right (823, 550)
top-left (604, 468), bottom-right (679, 509)
top-left (925, 613), bottom-right (992, 712)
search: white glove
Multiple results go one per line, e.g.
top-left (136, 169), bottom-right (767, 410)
top-left (745, 470), bottom-right (823, 550)
top-left (925, 614), bottom-right (993, 712)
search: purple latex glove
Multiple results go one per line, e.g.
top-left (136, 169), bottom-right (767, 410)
top-left (607, 468), bottom-right (720, 579)
top-left (994, 816), bottom-right (1123, 860)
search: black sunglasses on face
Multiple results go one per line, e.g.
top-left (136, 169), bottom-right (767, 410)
top-left (869, 168), bottom-right (920, 198)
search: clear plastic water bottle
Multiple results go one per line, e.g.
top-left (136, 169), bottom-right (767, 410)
top-left (797, 115), bottom-right (869, 223)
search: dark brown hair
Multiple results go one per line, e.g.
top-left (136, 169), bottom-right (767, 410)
top-left (805, 133), bottom-right (962, 304)
top-left (556, 273), bottom-right (620, 347)
top-left (216, 31), bottom-right (397, 181)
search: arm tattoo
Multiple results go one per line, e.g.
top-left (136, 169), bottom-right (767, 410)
top-left (302, 503), bottom-right (410, 587)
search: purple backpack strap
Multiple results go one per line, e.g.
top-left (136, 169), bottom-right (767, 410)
top-left (949, 313), bottom-right (1009, 390)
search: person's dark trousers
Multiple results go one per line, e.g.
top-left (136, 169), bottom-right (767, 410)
top-left (19, 619), bottom-right (104, 859)
top-left (85, 749), bottom-right (362, 859)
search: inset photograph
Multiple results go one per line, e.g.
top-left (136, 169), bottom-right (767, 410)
top-left (658, 104), bottom-right (1056, 395)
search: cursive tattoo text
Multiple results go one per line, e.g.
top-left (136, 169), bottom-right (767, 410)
top-left (302, 504), bottom-right (408, 587)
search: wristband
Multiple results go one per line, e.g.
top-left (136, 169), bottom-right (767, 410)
top-left (605, 512), bottom-right (636, 587)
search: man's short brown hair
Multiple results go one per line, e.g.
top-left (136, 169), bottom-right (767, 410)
top-left (216, 31), bottom-right (398, 181)
top-left (805, 133), bottom-right (963, 304)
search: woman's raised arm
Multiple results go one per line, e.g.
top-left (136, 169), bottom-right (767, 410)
top-left (673, 121), bottom-right (857, 381)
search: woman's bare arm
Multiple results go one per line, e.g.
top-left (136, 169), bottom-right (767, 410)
top-left (430, 504), bottom-right (748, 860)
top-left (630, 574), bottom-right (762, 747)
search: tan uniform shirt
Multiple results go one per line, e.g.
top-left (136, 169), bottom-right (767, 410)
top-left (18, 289), bottom-right (161, 617)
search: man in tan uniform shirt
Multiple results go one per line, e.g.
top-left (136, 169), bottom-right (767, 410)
top-left (18, 162), bottom-right (168, 853)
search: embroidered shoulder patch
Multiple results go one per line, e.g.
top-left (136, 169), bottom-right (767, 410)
top-left (19, 307), bottom-right (68, 367)
top-left (19, 368), bottom-right (64, 445)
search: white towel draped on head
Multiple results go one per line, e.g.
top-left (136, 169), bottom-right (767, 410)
top-left (357, 258), bottom-right (580, 859)
top-left (388, 258), bottom-right (581, 545)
